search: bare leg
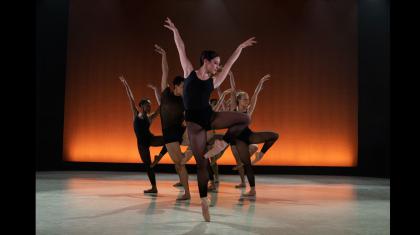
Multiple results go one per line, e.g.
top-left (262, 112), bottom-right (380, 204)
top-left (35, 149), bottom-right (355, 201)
top-left (166, 142), bottom-right (191, 200)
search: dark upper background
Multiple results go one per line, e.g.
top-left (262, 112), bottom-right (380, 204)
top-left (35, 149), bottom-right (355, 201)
top-left (36, 0), bottom-right (389, 177)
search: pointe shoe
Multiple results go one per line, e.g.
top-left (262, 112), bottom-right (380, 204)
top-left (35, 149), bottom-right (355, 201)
top-left (150, 155), bottom-right (163, 168)
top-left (251, 152), bottom-right (264, 165)
top-left (204, 139), bottom-right (228, 159)
top-left (201, 198), bottom-right (211, 222)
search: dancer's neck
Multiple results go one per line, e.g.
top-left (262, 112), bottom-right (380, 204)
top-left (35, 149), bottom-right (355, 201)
top-left (196, 67), bottom-right (211, 80)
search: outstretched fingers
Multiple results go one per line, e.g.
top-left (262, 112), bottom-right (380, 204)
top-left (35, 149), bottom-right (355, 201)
top-left (240, 37), bottom-right (257, 48)
top-left (154, 44), bottom-right (165, 54)
top-left (164, 17), bottom-right (176, 31)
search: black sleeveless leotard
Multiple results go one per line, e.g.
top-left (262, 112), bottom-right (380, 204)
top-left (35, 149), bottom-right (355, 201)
top-left (134, 115), bottom-right (153, 146)
top-left (237, 110), bottom-right (253, 145)
top-left (160, 87), bottom-right (186, 143)
top-left (183, 71), bottom-right (215, 130)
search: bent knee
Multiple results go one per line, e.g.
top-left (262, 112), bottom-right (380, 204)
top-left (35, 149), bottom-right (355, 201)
top-left (243, 113), bottom-right (251, 125)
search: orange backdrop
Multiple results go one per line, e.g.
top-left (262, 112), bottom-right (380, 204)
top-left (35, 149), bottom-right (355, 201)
top-left (63, 0), bottom-right (358, 166)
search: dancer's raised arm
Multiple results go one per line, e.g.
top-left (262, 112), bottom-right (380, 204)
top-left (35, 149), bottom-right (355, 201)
top-left (119, 76), bottom-right (139, 119)
top-left (213, 37), bottom-right (257, 88)
top-left (164, 17), bottom-right (193, 77)
top-left (216, 87), bottom-right (227, 111)
top-left (248, 74), bottom-right (270, 116)
top-left (154, 44), bottom-right (169, 92)
top-left (215, 88), bottom-right (233, 111)
top-left (228, 71), bottom-right (238, 111)
top-left (147, 84), bottom-right (161, 106)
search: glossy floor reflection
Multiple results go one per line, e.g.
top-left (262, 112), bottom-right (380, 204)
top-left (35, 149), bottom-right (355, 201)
top-left (36, 171), bottom-right (389, 235)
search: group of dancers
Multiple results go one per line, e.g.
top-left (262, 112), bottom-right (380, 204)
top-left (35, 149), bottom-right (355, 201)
top-left (118, 18), bottom-right (279, 222)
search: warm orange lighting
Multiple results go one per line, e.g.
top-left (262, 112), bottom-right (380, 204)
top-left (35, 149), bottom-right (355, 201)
top-left (64, 0), bottom-right (358, 167)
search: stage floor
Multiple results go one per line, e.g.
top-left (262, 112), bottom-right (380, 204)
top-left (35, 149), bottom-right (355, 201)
top-left (36, 171), bottom-right (389, 235)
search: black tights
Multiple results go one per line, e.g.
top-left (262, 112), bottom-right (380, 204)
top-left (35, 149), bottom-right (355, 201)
top-left (233, 131), bottom-right (279, 187)
top-left (187, 111), bottom-right (250, 198)
top-left (138, 136), bottom-right (167, 186)
top-left (232, 140), bottom-right (256, 187)
top-left (247, 131), bottom-right (279, 153)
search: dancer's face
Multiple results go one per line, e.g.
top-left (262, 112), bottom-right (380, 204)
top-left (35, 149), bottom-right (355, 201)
top-left (141, 103), bottom-right (151, 113)
top-left (238, 93), bottom-right (250, 108)
top-left (205, 57), bottom-right (221, 75)
top-left (174, 82), bottom-right (184, 96)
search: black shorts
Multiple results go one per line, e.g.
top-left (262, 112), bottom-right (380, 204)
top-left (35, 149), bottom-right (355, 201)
top-left (185, 106), bottom-right (215, 131)
top-left (163, 125), bottom-right (186, 144)
top-left (237, 126), bottom-right (253, 145)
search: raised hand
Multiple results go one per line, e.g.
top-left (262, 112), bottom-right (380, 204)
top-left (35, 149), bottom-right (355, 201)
top-left (164, 17), bottom-right (177, 32)
top-left (154, 44), bottom-right (166, 56)
top-left (260, 74), bottom-right (271, 83)
top-left (119, 76), bottom-right (126, 83)
top-left (238, 37), bottom-right (257, 50)
top-left (147, 84), bottom-right (158, 91)
top-left (222, 88), bottom-right (234, 96)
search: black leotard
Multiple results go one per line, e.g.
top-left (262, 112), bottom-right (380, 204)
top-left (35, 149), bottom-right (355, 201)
top-left (183, 71), bottom-right (215, 130)
top-left (160, 87), bottom-right (186, 143)
top-left (134, 115), bottom-right (153, 145)
top-left (236, 110), bottom-right (253, 145)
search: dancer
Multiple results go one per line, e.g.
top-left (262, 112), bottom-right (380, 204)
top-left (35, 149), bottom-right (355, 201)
top-left (164, 17), bottom-right (255, 222)
top-left (147, 44), bottom-right (194, 200)
top-left (229, 72), bottom-right (280, 196)
top-left (118, 76), bottom-right (167, 194)
top-left (207, 88), bottom-right (234, 185)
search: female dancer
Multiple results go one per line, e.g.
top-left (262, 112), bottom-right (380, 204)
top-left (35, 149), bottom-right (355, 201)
top-left (164, 17), bottom-right (255, 222)
top-left (229, 73), bottom-right (280, 196)
top-left (147, 44), bottom-right (193, 200)
top-left (118, 76), bottom-right (167, 194)
top-left (207, 88), bottom-right (234, 185)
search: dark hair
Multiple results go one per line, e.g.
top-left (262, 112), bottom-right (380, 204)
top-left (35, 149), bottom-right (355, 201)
top-left (139, 98), bottom-right (151, 107)
top-left (210, 98), bottom-right (218, 104)
top-left (172, 76), bottom-right (184, 86)
top-left (200, 50), bottom-right (219, 66)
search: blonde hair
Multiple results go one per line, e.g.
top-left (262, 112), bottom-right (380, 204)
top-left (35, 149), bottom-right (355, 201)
top-left (236, 91), bottom-right (249, 105)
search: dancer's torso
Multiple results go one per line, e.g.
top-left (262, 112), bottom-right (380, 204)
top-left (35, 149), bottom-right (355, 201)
top-left (183, 70), bottom-right (214, 111)
top-left (134, 114), bottom-right (153, 141)
top-left (160, 87), bottom-right (185, 129)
